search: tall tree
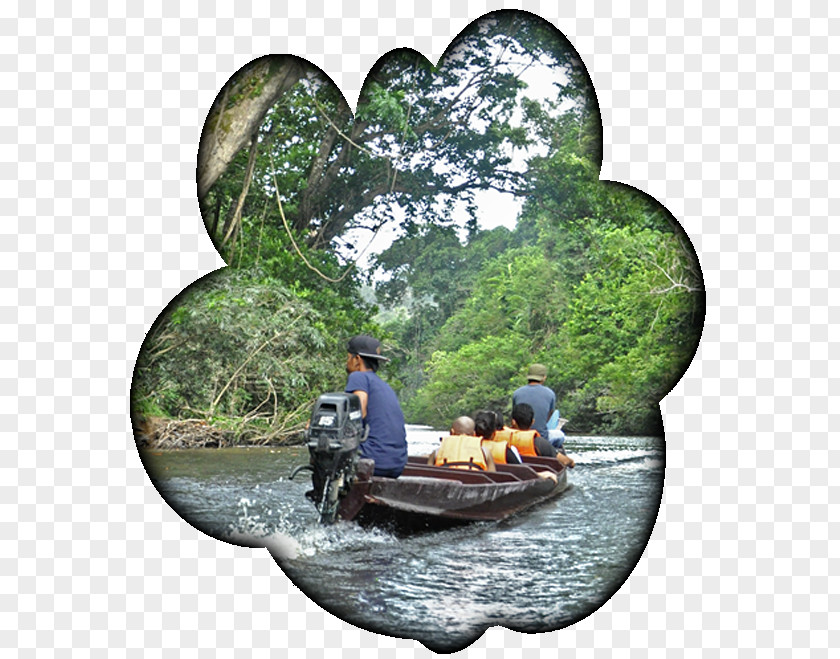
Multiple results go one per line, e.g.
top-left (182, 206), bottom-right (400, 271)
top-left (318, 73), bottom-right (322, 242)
top-left (197, 56), bottom-right (305, 202)
top-left (200, 11), bottom-right (590, 258)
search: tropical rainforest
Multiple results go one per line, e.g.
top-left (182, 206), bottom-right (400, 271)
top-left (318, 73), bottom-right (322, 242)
top-left (132, 11), bottom-right (704, 445)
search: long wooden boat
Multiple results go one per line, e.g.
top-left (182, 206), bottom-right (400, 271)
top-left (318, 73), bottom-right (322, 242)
top-left (335, 455), bottom-right (568, 531)
top-left (294, 393), bottom-right (570, 531)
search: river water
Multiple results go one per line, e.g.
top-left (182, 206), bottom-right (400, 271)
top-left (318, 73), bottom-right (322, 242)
top-left (140, 426), bottom-right (664, 653)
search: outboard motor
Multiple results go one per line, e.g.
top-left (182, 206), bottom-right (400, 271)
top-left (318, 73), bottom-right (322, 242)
top-left (290, 393), bottom-right (367, 524)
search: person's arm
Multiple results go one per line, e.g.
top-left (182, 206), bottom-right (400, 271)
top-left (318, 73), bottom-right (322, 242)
top-left (482, 447), bottom-right (496, 472)
top-left (346, 371), bottom-right (370, 418)
top-left (352, 389), bottom-right (369, 418)
top-left (555, 452), bottom-right (575, 469)
top-left (533, 435), bottom-right (556, 457)
top-left (536, 435), bottom-right (575, 468)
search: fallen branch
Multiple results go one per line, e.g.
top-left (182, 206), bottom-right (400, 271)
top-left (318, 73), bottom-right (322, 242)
top-left (209, 319), bottom-right (302, 415)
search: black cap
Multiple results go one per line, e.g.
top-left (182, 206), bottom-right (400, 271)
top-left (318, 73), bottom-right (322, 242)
top-left (347, 335), bottom-right (390, 361)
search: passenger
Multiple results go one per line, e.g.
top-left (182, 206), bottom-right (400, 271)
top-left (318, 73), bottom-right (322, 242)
top-left (492, 410), bottom-right (505, 433)
top-left (474, 410), bottom-right (521, 465)
top-left (509, 403), bottom-right (575, 469)
top-left (344, 335), bottom-right (407, 478)
top-left (427, 416), bottom-right (496, 472)
top-left (546, 409), bottom-right (568, 450)
top-left (480, 409), bottom-right (558, 483)
top-left (450, 416), bottom-right (475, 436)
top-left (512, 364), bottom-right (556, 441)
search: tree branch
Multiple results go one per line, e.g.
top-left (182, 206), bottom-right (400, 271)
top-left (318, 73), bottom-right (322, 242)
top-left (221, 129), bottom-right (260, 246)
top-left (210, 325), bottom-right (297, 415)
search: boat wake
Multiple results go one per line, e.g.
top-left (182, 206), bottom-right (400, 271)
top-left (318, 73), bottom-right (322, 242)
top-left (573, 448), bottom-right (662, 467)
top-left (223, 495), bottom-right (399, 563)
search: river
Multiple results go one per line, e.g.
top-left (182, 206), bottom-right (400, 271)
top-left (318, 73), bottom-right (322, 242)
top-left (140, 426), bottom-right (664, 653)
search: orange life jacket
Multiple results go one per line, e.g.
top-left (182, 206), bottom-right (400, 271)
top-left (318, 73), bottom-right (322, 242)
top-left (492, 428), bottom-right (513, 444)
top-left (481, 438), bottom-right (509, 465)
top-left (495, 427), bottom-right (539, 457)
top-left (434, 435), bottom-right (488, 471)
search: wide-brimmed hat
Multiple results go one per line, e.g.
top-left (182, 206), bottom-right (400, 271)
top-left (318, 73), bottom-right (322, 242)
top-left (347, 335), bottom-right (390, 361)
top-left (527, 363), bottom-right (548, 381)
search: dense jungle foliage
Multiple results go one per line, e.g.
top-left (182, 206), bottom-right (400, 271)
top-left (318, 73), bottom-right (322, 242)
top-left (132, 11), bottom-right (703, 444)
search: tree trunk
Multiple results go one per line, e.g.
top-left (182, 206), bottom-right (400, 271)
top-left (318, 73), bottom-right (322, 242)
top-left (197, 56), bottom-right (305, 201)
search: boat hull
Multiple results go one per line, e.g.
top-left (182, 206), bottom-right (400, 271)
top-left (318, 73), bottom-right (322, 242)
top-left (337, 455), bottom-right (568, 531)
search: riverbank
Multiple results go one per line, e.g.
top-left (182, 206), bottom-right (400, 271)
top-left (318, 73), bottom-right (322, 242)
top-left (133, 416), bottom-right (305, 449)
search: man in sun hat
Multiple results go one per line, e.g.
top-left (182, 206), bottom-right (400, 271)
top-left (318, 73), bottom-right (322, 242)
top-left (344, 335), bottom-right (407, 478)
top-left (511, 363), bottom-right (556, 442)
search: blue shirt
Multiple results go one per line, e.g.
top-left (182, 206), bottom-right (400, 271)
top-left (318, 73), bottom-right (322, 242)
top-left (345, 370), bottom-right (407, 476)
top-left (512, 383), bottom-right (556, 440)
